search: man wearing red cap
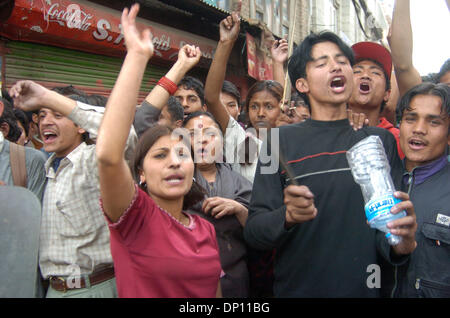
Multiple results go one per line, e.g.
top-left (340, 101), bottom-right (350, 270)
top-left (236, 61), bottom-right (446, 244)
top-left (349, 42), bottom-right (404, 159)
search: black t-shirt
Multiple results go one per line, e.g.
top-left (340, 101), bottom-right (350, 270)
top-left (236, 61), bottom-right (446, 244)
top-left (244, 118), bottom-right (404, 297)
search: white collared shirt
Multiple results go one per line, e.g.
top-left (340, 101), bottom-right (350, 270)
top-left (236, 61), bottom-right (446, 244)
top-left (39, 102), bottom-right (137, 278)
top-left (224, 116), bottom-right (261, 184)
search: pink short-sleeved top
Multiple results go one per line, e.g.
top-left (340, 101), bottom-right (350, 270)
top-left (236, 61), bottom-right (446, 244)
top-left (102, 186), bottom-right (222, 298)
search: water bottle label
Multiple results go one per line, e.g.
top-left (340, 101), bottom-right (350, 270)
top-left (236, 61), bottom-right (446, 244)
top-left (364, 194), bottom-right (401, 223)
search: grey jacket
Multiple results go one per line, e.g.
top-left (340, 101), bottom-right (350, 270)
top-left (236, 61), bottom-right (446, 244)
top-left (188, 163), bottom-right (252, 298)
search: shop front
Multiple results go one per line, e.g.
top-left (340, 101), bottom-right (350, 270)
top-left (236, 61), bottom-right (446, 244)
top-left (0, 0), bottom-right (217, 100)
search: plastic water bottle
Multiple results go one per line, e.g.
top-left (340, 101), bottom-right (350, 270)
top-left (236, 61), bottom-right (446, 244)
top-left (346, 136), bottom-right (406, 245)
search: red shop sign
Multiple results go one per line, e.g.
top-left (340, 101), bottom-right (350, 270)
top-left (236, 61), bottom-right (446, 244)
top-left (0, 0), bottom-right (216, 65)
top-left (246, 32), bottom-right (273, 81)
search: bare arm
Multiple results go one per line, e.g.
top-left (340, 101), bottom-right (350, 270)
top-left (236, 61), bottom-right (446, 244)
top-left (389, 0), bottom-right (421, 96)
top-left (9, 80), bottom-right (123, 140)
top-left (143, 45), bottom-right (201, 110)
top-left (271, 38), bottom-right (288, 86)
top-left (381, 71), bottom-right (399, 125)
top-left (133, 45), bottom-right (201, 135)
top-left (96, 4), bottom-right (154, 222)
top-left (204, 5), bottom-right (241, 133)
top-left (9, 80), bottom-right (77, 115)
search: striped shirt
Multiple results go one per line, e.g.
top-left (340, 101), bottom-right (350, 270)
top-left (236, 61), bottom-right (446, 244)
top-left (39, 103), bottom-right (138, 279)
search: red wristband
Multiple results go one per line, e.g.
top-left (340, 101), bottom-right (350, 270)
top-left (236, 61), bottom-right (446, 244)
top-left (157, 76), bottom-right (178, 95)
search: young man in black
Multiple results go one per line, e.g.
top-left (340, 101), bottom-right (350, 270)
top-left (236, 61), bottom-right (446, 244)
top-left (243, 31), bottom-right (417, 297)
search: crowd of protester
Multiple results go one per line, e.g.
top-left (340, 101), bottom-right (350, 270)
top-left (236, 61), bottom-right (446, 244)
top-left (0, 0), bottom-right (449, 298)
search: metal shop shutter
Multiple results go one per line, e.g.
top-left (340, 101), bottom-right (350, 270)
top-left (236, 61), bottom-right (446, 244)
top-left (4, 41), bottom-right (168, 101)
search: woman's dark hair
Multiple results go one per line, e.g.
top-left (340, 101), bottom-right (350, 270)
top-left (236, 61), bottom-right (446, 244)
top-left (13, 108), bottom-right (30, 137)
top-left (397, 83), bottom-right (450, 130)
top-left (236, 81), bottom-right (282, 166)
top-left (182, 111), bottom-right (222, 132)
top-left (243, 80), bottom-right (283, 127)
top-left (288, 31), bottom-right (355, 107)
top-left (132, 124), bottom-right (206, 210)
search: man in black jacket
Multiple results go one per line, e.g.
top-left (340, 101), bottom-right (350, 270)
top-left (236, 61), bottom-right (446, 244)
top-left (243, 31), bottom-right (418, 297)
top-left (396, 83), bottom-right (450, 297)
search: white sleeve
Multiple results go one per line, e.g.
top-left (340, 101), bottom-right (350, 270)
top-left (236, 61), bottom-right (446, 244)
top-left (70, 102), bottom-right (138, 163)
top-left (224, 116), bottom-right (246, 164)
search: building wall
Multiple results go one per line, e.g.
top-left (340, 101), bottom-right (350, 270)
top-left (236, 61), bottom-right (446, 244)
top-left (292, 0), bottom-right (310, 44)
top-left (340, 0), bottom-right (360, 44)
top-left (310, 0), bottom-right (339, 34)
top-left (241, 0), bottom-right (309, 45)
top-left (309, 0), bottom-right (390, 46)
top-left (241, 0), bottom-right (251, 19)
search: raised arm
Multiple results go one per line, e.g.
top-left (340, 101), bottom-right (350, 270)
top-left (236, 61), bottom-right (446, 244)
top-left (271, 37), bottom-right (288, 86)
top-left (10, 80), bottom-right (77, 115)
top-left (134, 45), bottom-right (201, 136)
top-left (381, 70), bottom-right (399, 125)
top-left (204, 4), bottom-right (241, 133)
top-left (10, 81), bottom-right (106, 137)
top-left (389, 0), bottom-right (421, 96)
top-left (96, 4), bottom-right (153, 222)
top-left (10, 80), bottom-right (138, 167)
top-left (144, 45), bottom-right (201, 110)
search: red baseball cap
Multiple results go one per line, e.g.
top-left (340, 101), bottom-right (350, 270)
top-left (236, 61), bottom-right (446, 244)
top-left (351, 42), bottom-right (392, 80)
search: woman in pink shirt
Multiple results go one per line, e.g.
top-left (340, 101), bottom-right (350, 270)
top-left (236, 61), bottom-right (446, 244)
top-left (95, 4), bottom-right (222, 298)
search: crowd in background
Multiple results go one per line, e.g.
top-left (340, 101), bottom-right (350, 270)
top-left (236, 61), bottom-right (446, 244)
top-left (0, 0), bottom-right (449, 298)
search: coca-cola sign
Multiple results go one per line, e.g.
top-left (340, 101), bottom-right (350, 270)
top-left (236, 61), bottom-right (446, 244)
top-left (44, 3), bottom-right (93, 31)
top-left (0, 0), bottom-right (215, 64)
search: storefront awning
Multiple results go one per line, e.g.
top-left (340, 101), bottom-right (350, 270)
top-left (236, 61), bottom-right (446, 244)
top-left (0, 0), bottom-right (216, 67)
top-left (150, 0), bottom-right (230, 21)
